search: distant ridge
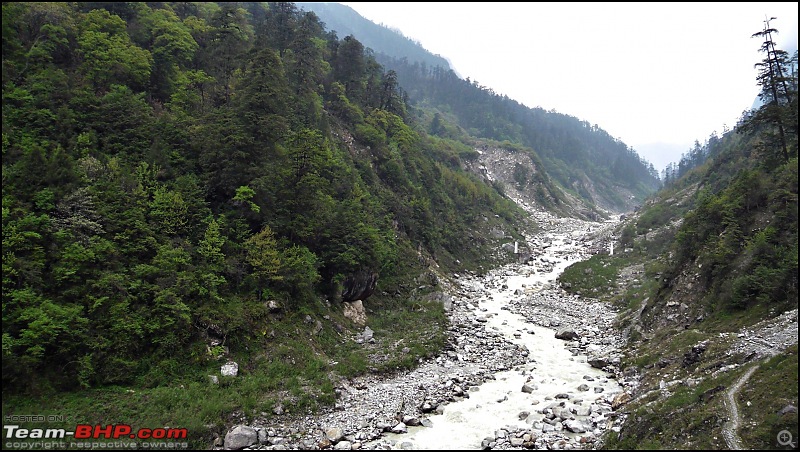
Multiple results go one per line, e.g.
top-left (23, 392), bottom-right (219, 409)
top-left (298, 2), bottom-right (452, 71)
top-left (301, 2), bottom-right (660, 212)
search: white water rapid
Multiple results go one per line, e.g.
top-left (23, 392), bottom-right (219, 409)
top-left (389, 228), bottom-right (623, 449)
top-left (250, 216), bottom-right (628, 452)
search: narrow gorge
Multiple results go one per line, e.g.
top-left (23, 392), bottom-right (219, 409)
top-left (219, 209), bottom-right (638, 450)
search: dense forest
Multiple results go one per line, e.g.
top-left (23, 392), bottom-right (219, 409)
top-left (2, 1), bottom-right (532, 395)
top-left (297, 2), bottom-right (453, 73)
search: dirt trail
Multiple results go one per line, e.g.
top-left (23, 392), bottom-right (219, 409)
top-left (722, 364), bottom-right (759, 450)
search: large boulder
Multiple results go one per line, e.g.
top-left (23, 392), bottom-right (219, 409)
top-left (588, 357), bottom-right (610, 369)
top-left (224, 426), bottom-right (257, 450)
top-left (221, 361), bottom-right (239, 377)
top-left (342, 271), bottom-right (378, 302)
top-left (325, 427), bottom-right (344, 443)
top-left (682, 341), bottom-right (708, 367)
top-left (564, 419), bottom-right (587, 433)
top-left (555, 329), bottom-right (579, 340)
top-left (343, 300), bottom-right (367, 325)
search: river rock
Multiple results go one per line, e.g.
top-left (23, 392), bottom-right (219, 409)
top-left (564, 419), bottom-right (587, 433)
top-left (612, 392), bottom-right (632, 409)
top-left (325, 427), bottom-right (344, 442)
top-left (588, 357), bottom-right (610, 369)
top-left (573, 405), bottom-right (591, 416)
top-left (555, 329), bottom-right (579, 340)
top-left (225, 425), bottom-right (257, 450)
top-left (420, 401), bottom-right (436, 413)
top-left (402, 415), bottom-right (421, 426)
top-left (334, 440), bottom-right (353, 450)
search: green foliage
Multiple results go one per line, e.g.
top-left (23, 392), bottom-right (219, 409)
top-left (558, 254), bottom-right (624, 298)
top-left (635, 203), bottom-right (672, 234)
top-left (373, 55), bottom-right (661, 210)
top-left (512, 162), bottom-right (529, 189)
top-left (0, 2), bottom-right (526, 437)
top-left (78, 9), bottom-right (153, 91)
top-left (245, 226), bottom-right (282, 286)
top-left (738, 345), bottom-right (798, 449)
top-left (671, 159), bottom-right (798, 314)
top-left (233, 186), bottom-right (260, 213)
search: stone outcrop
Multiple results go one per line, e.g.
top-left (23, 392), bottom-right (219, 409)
top-left (342, 271), bottom-right (378, 302)
top-left (343, 300), bottom-right (367, 325)
top-left (224, 425), bottom-right (257, 450)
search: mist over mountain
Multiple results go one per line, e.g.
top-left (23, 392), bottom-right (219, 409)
top-left (306, 2), bottom-right (661, 212)
top-left (298, 2), bottom-right (452, 71)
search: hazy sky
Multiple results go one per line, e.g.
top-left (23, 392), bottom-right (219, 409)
top-left (339, 2), bottom-right (799, 172)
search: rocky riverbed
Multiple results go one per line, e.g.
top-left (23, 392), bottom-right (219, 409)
top-left (218, 212), bottom-right (636, 450)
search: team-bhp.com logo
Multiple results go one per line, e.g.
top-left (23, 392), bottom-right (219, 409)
top-left (5, 424), bottom-right (188, 439)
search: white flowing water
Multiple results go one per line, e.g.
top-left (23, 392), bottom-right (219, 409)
top-left (390, 231), bottom-right (623, 449)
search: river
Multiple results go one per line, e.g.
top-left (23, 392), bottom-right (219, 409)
top-left (239, 214), bottom-right (628, 450)
top-left (386, 223), bottom-right (623, 449)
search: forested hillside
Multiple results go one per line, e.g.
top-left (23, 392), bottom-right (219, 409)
top-left (556, 24), bottom-right (798, 448)
top-left (2, 1), bottom-right (530, 405)
top-left (301, 4), bottom-right (661, 213)
top-left (379, 56), bottom-right (662, 212)
top-left (297, 2), bottom-right (452, 72)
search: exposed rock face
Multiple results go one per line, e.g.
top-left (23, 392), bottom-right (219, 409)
top-left (342, 271), bottom-right (378, 302)
top-left (462, 145), bottom-right (608, 219)
top-left (343, 300), bottom-right (367, 325)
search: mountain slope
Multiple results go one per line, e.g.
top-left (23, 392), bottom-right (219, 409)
top-left (555, 41), bottom-right (798, 449)
top-left (304, 2), bottom-right (660, 213)
top-left (1, 3), bottom-right (535, 445)
top-left (297, 2), bottom-right (452, 71)
top-left (379, 56), bottom-right (662, 213)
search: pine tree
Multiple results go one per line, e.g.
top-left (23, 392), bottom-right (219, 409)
top-left (739, 17), bottom-right (799, 164)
